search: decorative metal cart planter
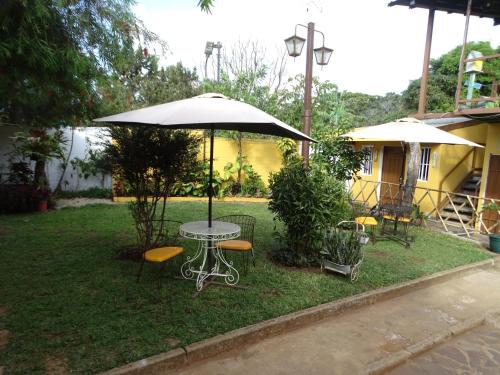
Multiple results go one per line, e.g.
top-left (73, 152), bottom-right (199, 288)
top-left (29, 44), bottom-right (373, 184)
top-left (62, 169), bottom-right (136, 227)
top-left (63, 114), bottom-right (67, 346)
top-left (320, 221), bottom-right (369, 282)
top-left (321, 255), bottom-right (364, 282)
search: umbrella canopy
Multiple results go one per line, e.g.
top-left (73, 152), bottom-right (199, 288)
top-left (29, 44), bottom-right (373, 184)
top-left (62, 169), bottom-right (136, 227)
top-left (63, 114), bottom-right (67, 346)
top-left (95, 93), bottom-right (314, 142)
top-left (94, 93), bottom-right (313, 226)
top-left (342, 117), bottom-right (483, 148)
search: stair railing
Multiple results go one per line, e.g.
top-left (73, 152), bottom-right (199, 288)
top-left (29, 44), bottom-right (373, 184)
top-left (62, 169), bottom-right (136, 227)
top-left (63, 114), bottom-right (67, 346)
top-left (437, 148), bottom-right (475, 210)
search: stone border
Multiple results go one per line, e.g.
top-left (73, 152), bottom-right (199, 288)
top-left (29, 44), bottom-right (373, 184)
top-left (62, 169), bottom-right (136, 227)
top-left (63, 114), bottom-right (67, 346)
top-left (100, 258), bottom-right (495, 375)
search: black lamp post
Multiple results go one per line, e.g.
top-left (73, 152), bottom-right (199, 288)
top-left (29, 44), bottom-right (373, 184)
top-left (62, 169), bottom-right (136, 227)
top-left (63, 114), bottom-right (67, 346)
top-left (285, 23), bottom-right (333, 163)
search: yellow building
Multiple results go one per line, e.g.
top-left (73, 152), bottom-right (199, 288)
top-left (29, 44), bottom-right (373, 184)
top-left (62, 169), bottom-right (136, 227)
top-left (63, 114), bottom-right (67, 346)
top-left (349, 117), bottom-right (499, 235)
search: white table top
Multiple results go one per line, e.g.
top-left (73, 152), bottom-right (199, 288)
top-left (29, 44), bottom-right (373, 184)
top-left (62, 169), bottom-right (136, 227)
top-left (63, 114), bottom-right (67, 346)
top-left (180, 220), bottom-right (240, 240)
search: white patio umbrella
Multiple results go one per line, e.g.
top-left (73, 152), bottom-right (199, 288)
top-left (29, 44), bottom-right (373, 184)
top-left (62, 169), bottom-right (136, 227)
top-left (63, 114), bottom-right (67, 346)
top-left (343, 117), bottom-right (482, 147)
top-left (342, 117), bottom-right (483, 196)
top-left (94, 93), bottom-right (314, 226)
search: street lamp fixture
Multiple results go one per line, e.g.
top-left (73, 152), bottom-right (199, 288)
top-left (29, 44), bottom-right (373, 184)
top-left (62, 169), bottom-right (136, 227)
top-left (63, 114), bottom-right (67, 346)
top-left (314, 46), bottom-right (333, 66)
top-left (284, 23), bottom-right (333, 162)
top-left (204, 41), bottom-right (222, 83)
top-left (284, 35), bottom-right (306, 57)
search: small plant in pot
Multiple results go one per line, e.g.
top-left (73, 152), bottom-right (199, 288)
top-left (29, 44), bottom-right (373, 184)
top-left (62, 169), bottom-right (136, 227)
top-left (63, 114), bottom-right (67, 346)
top-left (482, 201), bottom-right (500, 253)
top-left (320, 224), bottom-right (367, 281)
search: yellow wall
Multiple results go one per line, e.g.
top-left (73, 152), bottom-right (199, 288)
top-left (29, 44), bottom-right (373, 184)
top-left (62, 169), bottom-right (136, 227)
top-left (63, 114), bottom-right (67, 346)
top-left (352, 123), bottom-right (491, 214)
top-left (478, 124), bottom-right (500, 208)
top-left (203, 137), bottom-right (283, 185)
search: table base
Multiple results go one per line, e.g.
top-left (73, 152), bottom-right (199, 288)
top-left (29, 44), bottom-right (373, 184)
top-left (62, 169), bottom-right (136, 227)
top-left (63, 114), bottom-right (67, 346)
top-left (181, 240), bottom-right (240, 292)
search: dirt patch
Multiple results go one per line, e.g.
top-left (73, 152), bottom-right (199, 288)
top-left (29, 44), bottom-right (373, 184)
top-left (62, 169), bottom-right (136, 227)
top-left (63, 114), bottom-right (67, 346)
top-left (0, 330), bottom-right (10, 349)
top-left (114, 245), bottom-right (142, 261)
top-left (55, 198), bottom-right (117, 209)
top-left (45, 355), bottom-right (68, 375)
top-left (0, 307), bottom-right (6, 317)
top-left (371, 250), bottom-right (388, 258)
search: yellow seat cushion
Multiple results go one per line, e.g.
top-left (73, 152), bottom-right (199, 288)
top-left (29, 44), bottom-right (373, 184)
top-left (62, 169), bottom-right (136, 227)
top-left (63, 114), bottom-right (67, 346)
top-left (144, 246), bottom-right (184, 263)
top-left (355, 216), bottom-right (378, 226)
top-left (383, 215), bottom-right (411, 223)
top-left (216, 240), bottom-right (252, 251)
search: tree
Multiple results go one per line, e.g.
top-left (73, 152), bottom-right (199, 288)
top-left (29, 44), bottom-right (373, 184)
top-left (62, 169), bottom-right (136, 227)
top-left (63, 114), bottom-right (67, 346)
top-left (0, 0), bottom-right (163, 190)
top-left (402, 41), bottom-right (500, 113)
top-left (342, 92), bottom-right (408, 127)
top-left (105, 127), bottom-right (200, 254)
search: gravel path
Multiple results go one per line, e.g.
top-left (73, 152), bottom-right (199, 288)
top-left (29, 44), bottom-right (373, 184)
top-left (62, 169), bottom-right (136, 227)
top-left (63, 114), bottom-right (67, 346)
top-left (55, 198), bottom-right (118, 209)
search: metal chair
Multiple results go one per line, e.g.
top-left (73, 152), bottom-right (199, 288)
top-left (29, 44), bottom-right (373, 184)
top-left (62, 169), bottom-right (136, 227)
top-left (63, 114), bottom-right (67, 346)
top-left (136, 220), bottom-right (184, 286)
top-left (215, 215), bottom-right (256, 273)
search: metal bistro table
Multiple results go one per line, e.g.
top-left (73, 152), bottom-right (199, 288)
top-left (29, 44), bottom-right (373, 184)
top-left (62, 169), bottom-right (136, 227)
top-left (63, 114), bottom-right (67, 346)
top-left (180, 221), bottom-right (242, 293)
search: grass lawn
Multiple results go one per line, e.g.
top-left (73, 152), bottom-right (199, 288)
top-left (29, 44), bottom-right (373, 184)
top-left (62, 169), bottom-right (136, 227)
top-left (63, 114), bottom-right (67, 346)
top-left (0, 202), bottom-right (492, 374)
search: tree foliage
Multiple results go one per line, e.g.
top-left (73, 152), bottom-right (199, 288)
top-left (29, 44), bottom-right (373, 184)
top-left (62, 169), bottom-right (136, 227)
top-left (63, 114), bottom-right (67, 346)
top-left (105, 127), bottom-right (200, 253)
top-left (0, 0), bottom-right (165, 190)
top-left (268, 158), bottom-right (350, 267)
top-left (402, 41), bottom-right (500, 113)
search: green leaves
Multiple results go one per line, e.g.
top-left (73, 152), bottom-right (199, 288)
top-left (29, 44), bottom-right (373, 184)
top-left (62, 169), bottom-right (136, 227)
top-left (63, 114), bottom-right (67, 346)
top-left (268, 160), bottom-right (350, 267)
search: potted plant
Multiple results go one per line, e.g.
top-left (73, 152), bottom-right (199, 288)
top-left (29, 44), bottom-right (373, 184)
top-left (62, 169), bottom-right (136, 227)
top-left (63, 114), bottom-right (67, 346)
top-left (482, 201), bottom-right (500, 253)
top-left (320, 225), bottom-right (367, 281)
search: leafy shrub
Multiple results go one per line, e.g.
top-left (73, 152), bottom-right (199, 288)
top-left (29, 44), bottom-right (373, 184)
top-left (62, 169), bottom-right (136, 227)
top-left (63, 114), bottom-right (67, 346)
top-left (241, 172), bottom-right (267, 197)
top-left (268, 158), bottom-right (351, 267)
top-left (55, 188), bottom-right (113, 199)
top-left (171, 161), bottom-right (228, 198)
top-left (0, 184), bottom-right (40, 213)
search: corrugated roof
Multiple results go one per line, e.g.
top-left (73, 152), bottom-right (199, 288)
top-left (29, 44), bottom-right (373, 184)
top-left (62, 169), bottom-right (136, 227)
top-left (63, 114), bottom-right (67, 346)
top-left (421, 117), bottom-right (473, 127)
top-left (388, 0), bottom-right (500, 25)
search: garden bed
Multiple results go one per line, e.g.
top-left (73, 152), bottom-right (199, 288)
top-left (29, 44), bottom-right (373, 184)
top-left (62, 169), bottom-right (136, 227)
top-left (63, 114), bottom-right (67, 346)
top-left (0, 202), bottom-right (492, 374)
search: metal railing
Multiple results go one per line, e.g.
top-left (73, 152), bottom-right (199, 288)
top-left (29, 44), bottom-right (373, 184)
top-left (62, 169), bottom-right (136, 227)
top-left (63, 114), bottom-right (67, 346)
top-left (348, 179), bottom-right (499, 237)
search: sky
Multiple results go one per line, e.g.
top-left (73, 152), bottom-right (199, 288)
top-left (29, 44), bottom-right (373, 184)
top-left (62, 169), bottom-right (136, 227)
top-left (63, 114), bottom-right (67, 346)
top-left (134, 0), bottom-right (500, 96)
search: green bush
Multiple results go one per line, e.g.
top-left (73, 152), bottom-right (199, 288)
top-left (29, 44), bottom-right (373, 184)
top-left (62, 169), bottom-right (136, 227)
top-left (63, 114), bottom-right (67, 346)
top-left (268, 158), bottom-right (350, 267)
top-left (55, 188), bottom-right (113, 199)
top-left (241, 172), bottom-right (268, 197)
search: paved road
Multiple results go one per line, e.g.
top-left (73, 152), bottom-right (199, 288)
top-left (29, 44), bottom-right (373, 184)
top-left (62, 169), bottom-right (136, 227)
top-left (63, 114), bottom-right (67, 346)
top-left (167, 266), bottom-right (500, 375)
top-left (388, 314), bottom-right (500, 374)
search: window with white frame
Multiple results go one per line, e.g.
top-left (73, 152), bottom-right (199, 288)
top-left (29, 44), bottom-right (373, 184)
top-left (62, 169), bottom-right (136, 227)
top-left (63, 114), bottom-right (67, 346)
top-left (361, 146), bottom-right (374, 175)
top-left (418, 147), bottom-right (431, 181)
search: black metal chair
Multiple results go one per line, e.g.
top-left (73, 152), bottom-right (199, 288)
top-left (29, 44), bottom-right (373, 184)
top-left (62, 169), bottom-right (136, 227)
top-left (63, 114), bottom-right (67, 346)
top-left (136, 220), bottom-right (184, 286)
top-left (215, 215), bottom-right (256, 273)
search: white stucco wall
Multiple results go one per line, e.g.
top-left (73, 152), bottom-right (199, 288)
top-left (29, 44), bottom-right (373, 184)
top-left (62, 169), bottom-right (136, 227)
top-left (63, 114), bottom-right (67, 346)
top-left (0, 126), bottom-right (111, 191)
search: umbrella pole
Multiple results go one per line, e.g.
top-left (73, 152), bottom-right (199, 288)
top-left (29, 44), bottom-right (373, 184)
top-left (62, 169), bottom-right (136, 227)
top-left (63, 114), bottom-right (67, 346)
top-left (208, 126), bottom-right (214, 227)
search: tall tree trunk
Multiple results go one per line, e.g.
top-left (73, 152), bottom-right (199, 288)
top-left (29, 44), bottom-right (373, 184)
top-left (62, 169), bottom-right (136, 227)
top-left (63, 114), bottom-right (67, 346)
top-left (403, 142), bottom-right (421, 207)
top-left (34, 159), bottom-right (48, 191)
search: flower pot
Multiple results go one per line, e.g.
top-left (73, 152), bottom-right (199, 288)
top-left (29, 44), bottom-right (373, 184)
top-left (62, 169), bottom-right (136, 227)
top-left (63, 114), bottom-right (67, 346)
top-left (489, 234), bottom-right (500, 253)
top-left (37, 199), bottom-right (48, 212)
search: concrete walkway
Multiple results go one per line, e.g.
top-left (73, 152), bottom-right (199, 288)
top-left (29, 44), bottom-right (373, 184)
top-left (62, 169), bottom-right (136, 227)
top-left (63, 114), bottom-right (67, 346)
top-left (168, 266), bottom-right (500, 375)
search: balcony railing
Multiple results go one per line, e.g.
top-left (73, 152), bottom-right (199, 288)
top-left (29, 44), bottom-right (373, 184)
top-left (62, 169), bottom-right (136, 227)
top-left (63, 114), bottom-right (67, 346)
top-left (455, 53), bottom-right (500, 116)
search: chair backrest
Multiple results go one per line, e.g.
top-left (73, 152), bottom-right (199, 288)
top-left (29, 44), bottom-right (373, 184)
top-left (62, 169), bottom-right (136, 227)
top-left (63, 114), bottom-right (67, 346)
top-left (215, 215), bottom-right (256, 244)
top-left (151, 219), bottom-right (183, 246)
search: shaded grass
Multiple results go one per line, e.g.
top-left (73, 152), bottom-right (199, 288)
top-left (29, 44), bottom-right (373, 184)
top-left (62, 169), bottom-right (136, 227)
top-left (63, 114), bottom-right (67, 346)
top-left (0, 202), bottom-right (491, 374)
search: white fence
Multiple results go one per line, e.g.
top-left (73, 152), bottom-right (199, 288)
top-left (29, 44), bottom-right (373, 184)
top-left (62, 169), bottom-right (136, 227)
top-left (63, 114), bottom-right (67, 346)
top-left (0, 126), bottom-right (111, 191)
